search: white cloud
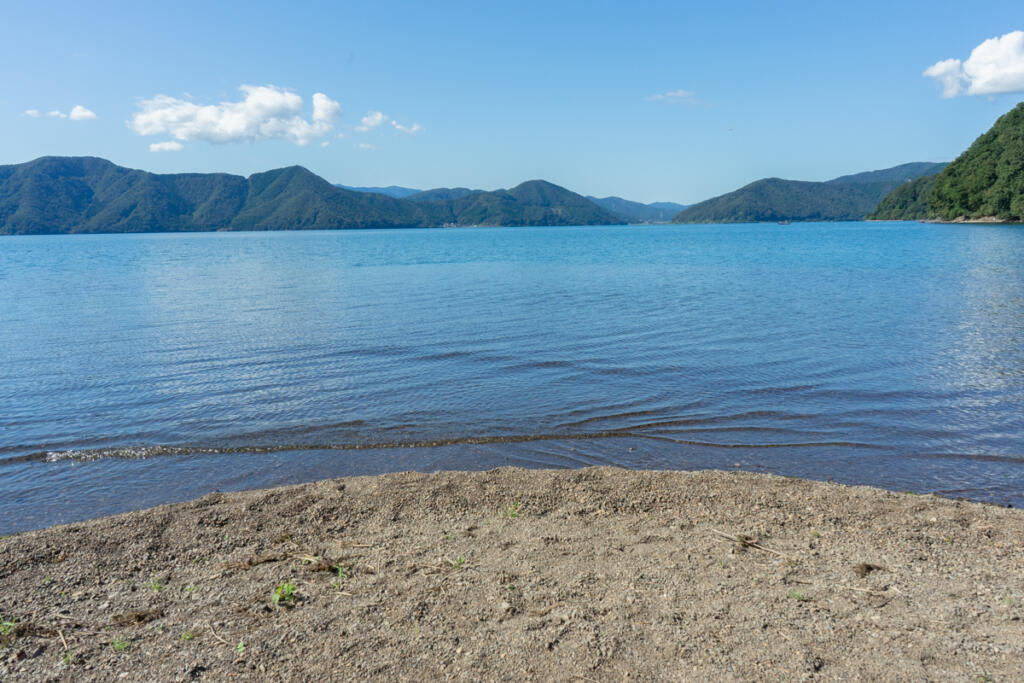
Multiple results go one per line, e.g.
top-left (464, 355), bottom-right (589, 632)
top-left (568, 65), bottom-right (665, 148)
top-left (129, 85), bottom-right (342, 146)
top-left (69, 105), bottom-right (97, 120)
top-left (311, 92), bottom-right (341, 125)
top-left (355, 110), bottom-right (386, 132)
top-left (923, 59), bottom-right (965, 98)
top-left (357, 143), bottom-right (374, 150)
top-left (320, 141), bottom-right (329, 148)
top-left (40, 105), bottom-right (98, 120)
top-left (149, 141), bottom-right (184, 152)
top-left (392, 120), bottom-right (423, 134)
top-left (647, 89), bottom-right (696, 102)
top-left (924, 31), bottom-right (1024, 97)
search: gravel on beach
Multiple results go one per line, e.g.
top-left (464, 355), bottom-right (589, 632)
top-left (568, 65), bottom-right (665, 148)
top-left (1, 466), bottom-right (1022, 681)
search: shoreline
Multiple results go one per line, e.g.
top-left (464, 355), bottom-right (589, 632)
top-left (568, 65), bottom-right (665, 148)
top-left (1, 466), bottom-right (1021, 680)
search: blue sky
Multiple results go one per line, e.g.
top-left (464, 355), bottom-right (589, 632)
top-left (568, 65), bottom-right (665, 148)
top-left (3, 1), bottom-right (1023, 203)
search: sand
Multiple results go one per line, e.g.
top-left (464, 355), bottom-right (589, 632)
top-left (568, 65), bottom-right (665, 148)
top-left (1, 466), bottom-right (1022, 681)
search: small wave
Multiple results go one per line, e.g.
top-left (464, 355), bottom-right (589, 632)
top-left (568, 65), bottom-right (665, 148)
top-left (1, 427), bottom-right (892, 465)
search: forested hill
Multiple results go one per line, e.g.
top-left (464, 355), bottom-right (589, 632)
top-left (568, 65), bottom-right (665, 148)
top-left (0, 157), bottom-right (622, 234)
top-left (870, 102), bottom-right (1024, 222)
top-left (672, 162), bottom-right (946, 224)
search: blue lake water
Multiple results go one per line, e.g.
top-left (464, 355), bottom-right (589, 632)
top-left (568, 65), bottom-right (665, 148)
top-left (2, 222), bottom-right (1023, 533)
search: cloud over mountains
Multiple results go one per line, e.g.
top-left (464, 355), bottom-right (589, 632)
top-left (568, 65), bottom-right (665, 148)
top-left (925, 31), bottom-right (1024, 97)
top-left (129, 85), bottom-right (342, 149)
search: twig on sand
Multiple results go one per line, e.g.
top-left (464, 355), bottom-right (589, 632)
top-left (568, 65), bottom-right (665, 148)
top-left (710, 529), bottom-right (794, 560)
top-left (58, 629), bottom-right (69, 651)
top-left (220, 552), bottom-right (290, 570)
top-left (791, 578), bottom-right (901, 599)
top-left (838, 584), bottom-right (888, 596)
top-left (205, 621), bottom-right (231, 647)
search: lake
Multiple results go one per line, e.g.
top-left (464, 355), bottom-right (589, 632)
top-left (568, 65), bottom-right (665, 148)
top-left (2, 222), bottom-right (1022, 533)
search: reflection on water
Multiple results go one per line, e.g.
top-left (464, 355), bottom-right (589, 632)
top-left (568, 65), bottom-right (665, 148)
top-left (1, 222), bottom-right (1022, 532)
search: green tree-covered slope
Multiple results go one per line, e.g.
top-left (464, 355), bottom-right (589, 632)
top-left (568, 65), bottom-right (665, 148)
top-left (672, 162), bottom-right (946, 224)
top-left (928, 103), bottom-right (1024, 221)
top-left (869, 103), bottom-right (1024, 222)
top-left (866, 175), bottom-right (939, 220)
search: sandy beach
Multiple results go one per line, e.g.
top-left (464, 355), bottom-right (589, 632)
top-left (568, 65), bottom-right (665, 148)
top-left (1, 466), bottom-right (1021, 681)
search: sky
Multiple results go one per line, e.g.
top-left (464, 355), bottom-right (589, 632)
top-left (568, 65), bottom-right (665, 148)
top-left (3, 1), bottom-right (1024, 204)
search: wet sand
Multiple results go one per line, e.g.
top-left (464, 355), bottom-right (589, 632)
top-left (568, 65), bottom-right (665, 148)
top-left (1, 466), bottom-right (1022, 681)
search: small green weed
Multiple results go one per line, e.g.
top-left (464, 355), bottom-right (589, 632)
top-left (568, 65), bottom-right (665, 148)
top-left (335, 564), bottom-right (349, 579)
top-left (61, 649), bottom-right (74, 665)
top-left (789, 591), bottom-right (808, 602)
top-left (448, 555), bottom-right (466, 569)
top-left (1002, 590), bottom-right (1016, 608)
top-left (272, 581), bottom-right (296, 605)
top-left (505, 500), bottom-right (523, 519)
top-left (181, 631), bottom-right (195, 641)
top-left (150, 579), bottom-right (163, 592)
top-left (110, 638), bottom-right (130, 652)
top-left (1, 615), bottom-right (15, 635)
top-left (236, 640), bottom-right (246, 655)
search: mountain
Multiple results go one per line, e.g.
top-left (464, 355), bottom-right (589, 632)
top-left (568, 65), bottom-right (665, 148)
top-left (0, 156), bottom-right (246, 234)
top-left (672, 162), bottom-right (947, 224)
top-left (0, 157), bottom-right (622, 234)
top-left (334, 184), bottom-right (422, 198)
top-left (586, 196), bottom-right (688, 223)
top-left (870, 103), bottom-right (1024, 222)
top-left (232, 167), bottom-right (441, 230)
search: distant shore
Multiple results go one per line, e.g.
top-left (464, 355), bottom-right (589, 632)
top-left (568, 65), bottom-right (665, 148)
top-left (1, 467), bottom-right (1021, 680)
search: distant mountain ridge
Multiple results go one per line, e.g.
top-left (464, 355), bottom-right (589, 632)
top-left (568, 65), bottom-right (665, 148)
top-left (343, 185), bottom-right (688, 223)
top-left (0, 157), bottom-right (624, 234)
top-left (673, 162), bottom-right (947, 224)
top-left (408, 187), bottom-right (484, 202)
top-left (334, 184), bottom-right (422, 198)
top-left (586, 196), bottom-right (688, 223)
top-left (870, 102), bottom-right (1024, 222)
top-left (416, 180), bottom-right (621, 227)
